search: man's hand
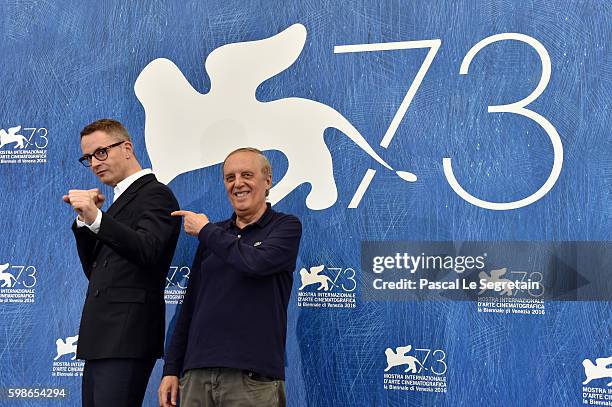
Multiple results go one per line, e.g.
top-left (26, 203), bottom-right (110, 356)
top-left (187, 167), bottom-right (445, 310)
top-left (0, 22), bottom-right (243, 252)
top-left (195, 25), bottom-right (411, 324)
top-left (63, 189), bottom-right (105, 224)
top-left (171, 210), bottom-right (209, 236)
top-left (158, 375), bottom-right (179, 407)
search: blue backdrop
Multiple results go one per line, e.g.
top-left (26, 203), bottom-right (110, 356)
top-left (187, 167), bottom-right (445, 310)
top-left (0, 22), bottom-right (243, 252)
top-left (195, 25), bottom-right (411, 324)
top-left (0, 1), bottom-right (610, 406)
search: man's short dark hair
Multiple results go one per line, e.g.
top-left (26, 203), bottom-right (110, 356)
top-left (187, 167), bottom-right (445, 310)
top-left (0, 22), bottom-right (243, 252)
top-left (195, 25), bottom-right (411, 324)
top-left (80, 119), bottom-right (131, 142)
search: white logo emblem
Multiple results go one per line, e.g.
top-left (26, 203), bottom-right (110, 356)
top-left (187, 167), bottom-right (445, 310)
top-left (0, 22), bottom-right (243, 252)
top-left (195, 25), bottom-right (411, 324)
top-left (478, 267), bottom-right (514, 296)
top-left (583, 356), bottom-right (612, 386)
top-left (53, 335), bottom-right (79, 361)
top-left (299, 265), bottom-right (333, 291)
top-left (0, 126), bottom-right (27, 149)
top-left (384, 345), bottom-right (424, 373)
top-left (135, 24), bottom-right (414, 210)
top-left (0, 263), bottom-right (15, 288)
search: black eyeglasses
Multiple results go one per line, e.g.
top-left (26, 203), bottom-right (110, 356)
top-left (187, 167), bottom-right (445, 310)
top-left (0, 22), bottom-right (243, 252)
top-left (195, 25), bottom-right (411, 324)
top-left (78, 141), bottom-right (125, 167)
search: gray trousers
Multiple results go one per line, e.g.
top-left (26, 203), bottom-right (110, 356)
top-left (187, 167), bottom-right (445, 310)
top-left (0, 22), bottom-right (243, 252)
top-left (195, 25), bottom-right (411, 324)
top-left (179, 368), bottom-right (286, 407)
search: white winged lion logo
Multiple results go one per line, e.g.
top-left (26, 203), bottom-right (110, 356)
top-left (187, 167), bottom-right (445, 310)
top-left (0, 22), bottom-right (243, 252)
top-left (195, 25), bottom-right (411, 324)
top-left (299, 265), bottom-right (333, 291)
top-left (135, 24), bottom-right (414, 210)
top-left (384, 345), bottom-right (424, 373)
top-left (54, 335), bottom-right (79, 361)
top-left (478, 267), bottom-right (514, 296)
top-left (0, 126), bottom-right (28, 149)
top-left (0, 263), bottom-right (14, 288)
top-left (583, 356), bottom-right (612, 386)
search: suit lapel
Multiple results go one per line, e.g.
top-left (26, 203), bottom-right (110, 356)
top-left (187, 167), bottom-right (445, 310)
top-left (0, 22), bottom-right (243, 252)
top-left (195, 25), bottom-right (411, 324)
top-left (91, 174), bottom-right (157, 257)
top-left (107, 173), bottom-right (156, 217)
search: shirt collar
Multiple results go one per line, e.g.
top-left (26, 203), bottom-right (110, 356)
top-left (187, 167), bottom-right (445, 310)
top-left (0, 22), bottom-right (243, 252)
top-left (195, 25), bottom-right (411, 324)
top-left (113, 168), bottom-right (152, 202)
top-left (230, 203), bottom-right (273, 229)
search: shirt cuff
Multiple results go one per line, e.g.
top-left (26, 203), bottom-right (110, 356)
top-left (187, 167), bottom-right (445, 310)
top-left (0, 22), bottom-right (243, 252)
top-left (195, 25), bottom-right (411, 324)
top-left (197, 222), bottom-right (214, 242)
top-left (75, 209), bottom-right (102, 234)
top-left (162, 363), bottom-right (181, 377)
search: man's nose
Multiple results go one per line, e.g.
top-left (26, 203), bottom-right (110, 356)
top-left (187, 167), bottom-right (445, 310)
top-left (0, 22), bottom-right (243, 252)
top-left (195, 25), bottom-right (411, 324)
top-left (90, 156), bottom-right (103, 168)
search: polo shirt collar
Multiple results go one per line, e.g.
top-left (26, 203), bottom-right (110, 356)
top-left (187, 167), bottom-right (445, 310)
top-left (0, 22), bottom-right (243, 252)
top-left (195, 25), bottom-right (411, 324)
top-left (230, 203), bottom-right (273, 229)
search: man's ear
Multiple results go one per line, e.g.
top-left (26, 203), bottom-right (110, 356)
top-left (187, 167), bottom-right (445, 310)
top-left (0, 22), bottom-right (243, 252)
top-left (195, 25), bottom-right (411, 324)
top-left (123, 141), bottom-right (134, 158)
top-left (265, 174), bottom-right (272, 198)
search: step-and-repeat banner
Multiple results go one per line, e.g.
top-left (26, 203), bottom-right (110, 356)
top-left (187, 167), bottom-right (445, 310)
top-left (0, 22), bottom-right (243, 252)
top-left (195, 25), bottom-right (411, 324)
top-left (0, 1), bottom-right (610, 406)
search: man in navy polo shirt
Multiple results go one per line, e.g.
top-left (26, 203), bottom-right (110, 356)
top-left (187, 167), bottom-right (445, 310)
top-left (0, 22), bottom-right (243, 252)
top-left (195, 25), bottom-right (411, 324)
top-left (159, 147), bottom-right (302, 407)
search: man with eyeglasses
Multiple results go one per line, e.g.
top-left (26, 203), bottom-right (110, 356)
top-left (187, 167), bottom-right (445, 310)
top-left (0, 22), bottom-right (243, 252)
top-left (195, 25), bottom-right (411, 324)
top-left (63, 118), bottom-right (181, 407)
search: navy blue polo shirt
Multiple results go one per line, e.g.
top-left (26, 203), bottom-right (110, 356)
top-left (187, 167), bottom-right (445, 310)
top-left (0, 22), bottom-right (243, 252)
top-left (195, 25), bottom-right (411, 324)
top-left (163, 204), bottom-right (302, 380)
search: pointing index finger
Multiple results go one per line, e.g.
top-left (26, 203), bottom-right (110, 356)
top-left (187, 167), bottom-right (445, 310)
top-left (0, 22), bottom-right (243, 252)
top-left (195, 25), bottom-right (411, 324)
top-left (171, 210), bottom-right (191, 217)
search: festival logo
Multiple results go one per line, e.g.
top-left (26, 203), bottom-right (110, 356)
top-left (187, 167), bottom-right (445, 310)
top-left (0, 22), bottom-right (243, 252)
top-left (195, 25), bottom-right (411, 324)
top-left (53, 336), bottom-right (78, 361)
top-left (478, 268), bottom-right (515, 296)
top-left (296, 264), bottom-right (356, 309)
top-left (384, 345), bottom-right (424, 373)
top-left (0, 125), bottom-right (48, 164)
top-left (0, 126), bottom-right (28, 149)
top-left (136, 25), bottom-right (561, 211)
top-left (299, 265), bottom-right (333, 291)
top-left (0, 262), bottom-right (37, 303)
top-left (0, 263), bottom-right (15, 288)
top-left (51, 334), bottom-right (84, 377)
top-left (382, 344), bottom-right (447, 394)
top-left (164, 265), bottom-right (190, 305)
top-left (135, 24), bottom-right (417, 211)
top-left (582, 356), bottom-right (612, 405)
top-left (583, 357), bottom-right (612, 386)
top-left (476, 267), bottom-right (546, 317)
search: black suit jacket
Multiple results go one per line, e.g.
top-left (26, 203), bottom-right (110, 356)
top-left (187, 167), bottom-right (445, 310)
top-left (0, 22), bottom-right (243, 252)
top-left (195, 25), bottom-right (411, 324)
top-left (71, 174), bottom-right (181, 360)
